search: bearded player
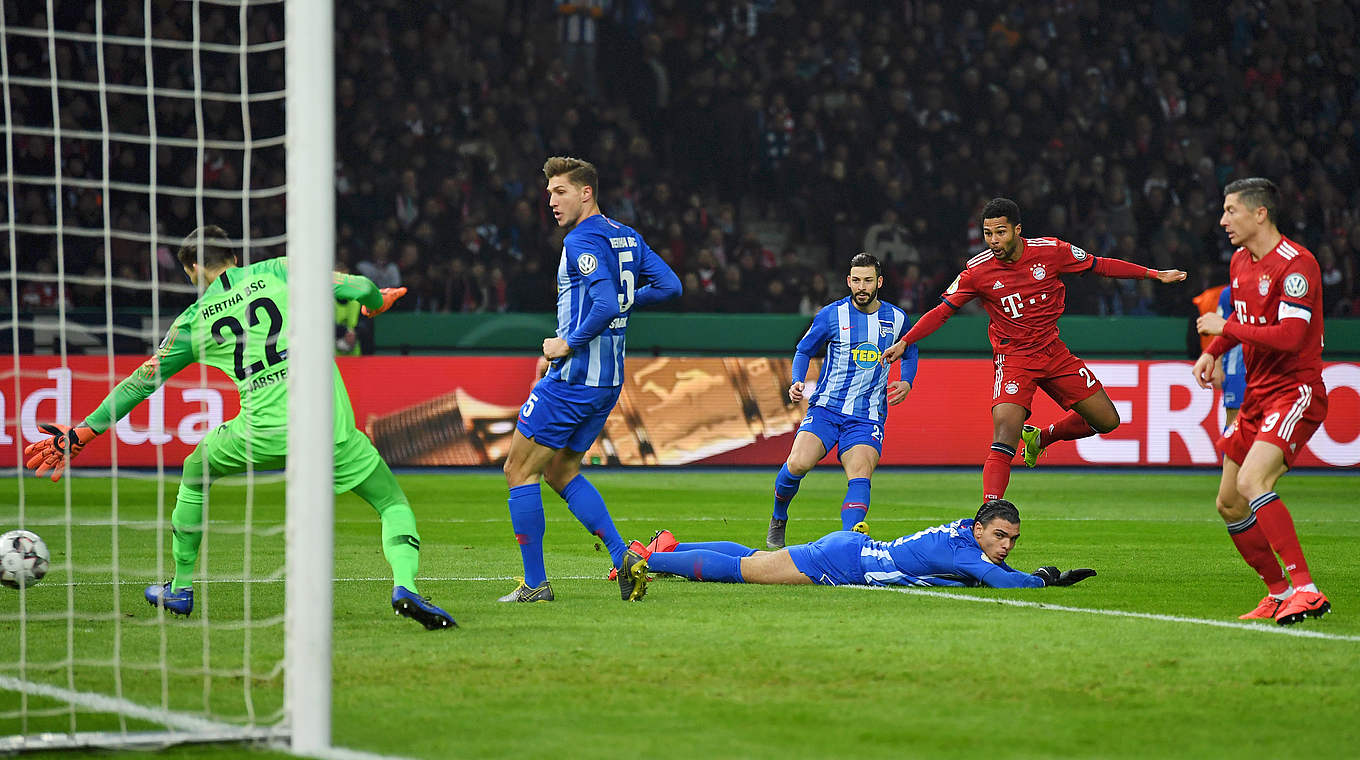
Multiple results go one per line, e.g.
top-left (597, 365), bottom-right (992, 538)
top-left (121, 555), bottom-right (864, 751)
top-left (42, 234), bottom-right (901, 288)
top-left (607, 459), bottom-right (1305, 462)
top-left (1194, 177), bottom-right (1331, 626)
top-left (24, 226), bottom-right (455, 630)
top-left (766, 253), bottom-right (917, 550)
top-left (880, 198), bottom-right (1186, 502)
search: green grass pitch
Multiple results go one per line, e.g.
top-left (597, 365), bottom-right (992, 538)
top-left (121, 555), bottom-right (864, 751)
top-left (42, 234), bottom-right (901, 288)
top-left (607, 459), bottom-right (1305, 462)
top-left (2, 469), bottom-right (1357, 759)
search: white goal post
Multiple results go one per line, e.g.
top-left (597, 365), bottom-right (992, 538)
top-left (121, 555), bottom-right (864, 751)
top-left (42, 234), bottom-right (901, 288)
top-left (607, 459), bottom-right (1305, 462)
top-left (283, 0), bottom-right (335, 753)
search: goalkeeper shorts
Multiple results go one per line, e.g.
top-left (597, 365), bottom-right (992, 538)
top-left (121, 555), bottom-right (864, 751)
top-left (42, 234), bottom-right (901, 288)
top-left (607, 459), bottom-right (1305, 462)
top-left (182, 419), bottom-right (382, 494)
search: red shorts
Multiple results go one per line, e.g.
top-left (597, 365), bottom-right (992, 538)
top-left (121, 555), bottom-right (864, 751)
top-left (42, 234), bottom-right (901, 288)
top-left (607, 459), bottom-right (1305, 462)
top-left (1221, 382), bottom-right (1328, 468)
top-left (991, 342), bottom-right (1103, 412)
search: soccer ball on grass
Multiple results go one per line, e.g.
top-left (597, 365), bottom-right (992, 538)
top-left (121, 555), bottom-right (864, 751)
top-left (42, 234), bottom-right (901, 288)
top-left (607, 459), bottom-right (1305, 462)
top-left (1, 530), bottom-right (51, 589)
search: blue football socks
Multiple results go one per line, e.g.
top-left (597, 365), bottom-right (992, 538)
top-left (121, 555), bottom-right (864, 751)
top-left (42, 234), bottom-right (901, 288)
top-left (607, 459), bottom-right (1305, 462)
top-left (772, 464), bottom-right (804, 521)
top-left (560, 474), bottom-right (626, 568)
top-left (647, 549), bottom-right (746, 583)
top-left (841, 478), bottom-right (870, 530)
top-left (673, 541), bottom-right (759, 557)
top-left (508, 483), bottom-right (548, 588)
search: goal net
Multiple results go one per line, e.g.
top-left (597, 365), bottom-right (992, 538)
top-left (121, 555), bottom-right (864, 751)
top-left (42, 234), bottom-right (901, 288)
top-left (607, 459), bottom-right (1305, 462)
top-left (2, 0), bottom-right (336, 753)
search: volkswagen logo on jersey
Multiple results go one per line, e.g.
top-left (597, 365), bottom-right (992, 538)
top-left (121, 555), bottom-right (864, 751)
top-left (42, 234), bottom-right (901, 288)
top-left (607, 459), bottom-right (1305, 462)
top-left (577, 252), bottom-right (598, 274)
top-left (1071, 245), bottom-right (1088, 261)
top-left (1258, 273), bottom-right (1271, 296)
top-left (1283, 272), bottom-right (1308, 298)
top-left (1031, 264), bottom-right (1047, 280)
top-left (851, 342), bottom-right (881, 368)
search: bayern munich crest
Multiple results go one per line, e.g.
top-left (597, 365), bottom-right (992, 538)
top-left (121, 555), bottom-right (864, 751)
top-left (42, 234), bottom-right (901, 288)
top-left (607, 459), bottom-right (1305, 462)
top-left (1004, 380), bottom-right (1020, 394)
top-left (1257, 273), bottom-right (1271, 296)
top-left (1031, 264), bottom-right (1047, 280)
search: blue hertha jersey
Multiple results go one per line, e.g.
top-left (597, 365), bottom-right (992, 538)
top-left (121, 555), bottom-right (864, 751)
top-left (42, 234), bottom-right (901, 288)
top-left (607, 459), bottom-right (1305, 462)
top-left (1216, 285), bottom-right (1245, 399)
top-left (800, 297), bottom-right (916, 422)
top-left (860, 519), bottom-right (1044, 588)
top-left (549, 215), bottom-right (660, 387)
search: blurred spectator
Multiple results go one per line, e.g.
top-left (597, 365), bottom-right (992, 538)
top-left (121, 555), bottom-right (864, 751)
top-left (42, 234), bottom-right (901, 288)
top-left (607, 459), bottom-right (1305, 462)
top-left (357, 237), bottom-right (402, 289)
top-left (14, 0), bottom-right (1360, 323)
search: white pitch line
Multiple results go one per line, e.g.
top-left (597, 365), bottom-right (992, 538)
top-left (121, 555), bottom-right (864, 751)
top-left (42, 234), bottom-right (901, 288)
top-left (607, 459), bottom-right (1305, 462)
top-left (0, 673), bottom-right (259, 734)
top-left (20, 574), bottom-right (1358, 644)
top-left (849, 585), bottom-right (1360, 642)
top-left (0, 675), bottom-right (413, 760)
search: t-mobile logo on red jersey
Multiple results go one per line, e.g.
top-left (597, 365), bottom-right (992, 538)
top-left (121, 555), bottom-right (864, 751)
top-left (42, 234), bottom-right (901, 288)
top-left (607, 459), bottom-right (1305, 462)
top-left (1000, 292), bottom-right (1024, 318)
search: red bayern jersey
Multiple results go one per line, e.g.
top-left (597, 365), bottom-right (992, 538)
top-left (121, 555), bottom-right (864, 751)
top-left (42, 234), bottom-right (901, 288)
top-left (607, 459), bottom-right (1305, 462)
top-left (940, 237), bottom-right (1095, 355)
top-left (1224, 236), bottom-right (1326, 400)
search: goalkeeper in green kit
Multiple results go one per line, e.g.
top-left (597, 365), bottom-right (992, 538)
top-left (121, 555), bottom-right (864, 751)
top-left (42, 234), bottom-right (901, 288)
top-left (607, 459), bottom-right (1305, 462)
top-left (24, 226), bottom-right (455, 630)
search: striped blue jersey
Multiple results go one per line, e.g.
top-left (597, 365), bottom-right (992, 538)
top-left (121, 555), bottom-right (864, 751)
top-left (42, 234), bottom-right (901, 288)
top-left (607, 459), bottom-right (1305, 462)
top-left (1216, 285), bottom-right (1244, 377)
top-left (549, 214), bottom-right (672, 387)
top-left (797, 297), bottom-right (916, 422)
top-left (859, 519), bottom-right (1044, 588)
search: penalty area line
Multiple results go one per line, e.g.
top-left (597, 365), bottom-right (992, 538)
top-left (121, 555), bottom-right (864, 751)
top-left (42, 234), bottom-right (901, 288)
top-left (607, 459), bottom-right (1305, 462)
top-left (851, 585), bottom-right (1360, 642)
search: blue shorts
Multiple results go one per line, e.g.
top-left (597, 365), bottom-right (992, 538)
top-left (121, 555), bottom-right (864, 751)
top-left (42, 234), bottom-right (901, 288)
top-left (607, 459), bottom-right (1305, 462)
top-left (786, 531), bottom-right (869, 586)
top-left (516, 377), bottom-right (622, 452)
top-left (1222, 346), bottom-right (1245, 410)
top-left (798, 406), bottom-right (883, 459)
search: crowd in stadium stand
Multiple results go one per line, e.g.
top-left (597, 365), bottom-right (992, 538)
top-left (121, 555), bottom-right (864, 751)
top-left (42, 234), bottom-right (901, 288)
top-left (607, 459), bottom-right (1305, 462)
top-left (7, 0), bottom-right (1360, 323)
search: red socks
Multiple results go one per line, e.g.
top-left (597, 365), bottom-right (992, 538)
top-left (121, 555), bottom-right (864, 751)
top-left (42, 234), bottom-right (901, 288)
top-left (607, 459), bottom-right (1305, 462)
top-left (1226, 514), bottom-right (1289, 595)
top-left (1251, 492), bottom-right (1313, 588)
top-left (1040, 411), bottom-right (1098, 447)
top-left (982, 443), bottom-right (1015, 501)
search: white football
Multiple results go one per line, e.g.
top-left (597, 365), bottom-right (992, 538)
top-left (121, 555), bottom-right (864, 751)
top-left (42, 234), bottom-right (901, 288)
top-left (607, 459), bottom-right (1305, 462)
top-left (1, 529), bottom-right (51, 589)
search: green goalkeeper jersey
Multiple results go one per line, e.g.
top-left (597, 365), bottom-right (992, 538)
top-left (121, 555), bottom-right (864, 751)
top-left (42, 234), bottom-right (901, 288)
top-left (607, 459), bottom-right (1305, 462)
top-left (83, 258), bottom-right (384, 443)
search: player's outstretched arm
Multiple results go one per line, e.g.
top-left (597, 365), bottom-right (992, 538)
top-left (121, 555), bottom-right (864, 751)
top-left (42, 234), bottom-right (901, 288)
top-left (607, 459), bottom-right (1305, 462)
top-left (881, 301), bottom-right (952, 365)
top-left (333, 271), bottom-right (404, 316)
top-left (1090, 257), bottom-right (1186, 283)
top-left (27, 320), bottom-right (195, 482)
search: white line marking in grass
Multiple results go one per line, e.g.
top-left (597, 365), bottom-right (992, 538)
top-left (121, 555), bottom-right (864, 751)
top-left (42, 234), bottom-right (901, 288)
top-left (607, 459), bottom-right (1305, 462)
top-left (849, 585), bottom-right (1360, 643)
top-left (0, 675), bottom-right (413, 760)
top-left (23, 576), bottom-right (1358, 643)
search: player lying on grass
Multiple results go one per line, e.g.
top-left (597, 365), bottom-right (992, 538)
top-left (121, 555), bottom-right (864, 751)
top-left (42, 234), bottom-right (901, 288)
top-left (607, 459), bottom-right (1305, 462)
top-left (632, 499), bottom-right (1094, 589)
top-left (23, 226), bottom-right (455, 630)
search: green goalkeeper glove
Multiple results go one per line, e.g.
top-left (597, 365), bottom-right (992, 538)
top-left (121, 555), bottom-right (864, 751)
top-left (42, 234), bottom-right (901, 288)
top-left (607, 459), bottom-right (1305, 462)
top-left (1032, 566), bottom-right (1097, 587)
top-left (362, 287), bottom-right (406, 317)
top-left (24, 423), bottom-right (99, 482)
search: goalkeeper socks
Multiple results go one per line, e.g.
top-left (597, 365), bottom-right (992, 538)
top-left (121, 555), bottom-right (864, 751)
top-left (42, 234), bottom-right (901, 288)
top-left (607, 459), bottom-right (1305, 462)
top-left (673, 541), bottom-right (758, 558)
top-left (508, 484), bottom-right (548, 588)
top-left (647, 549), bottom-right (744, 583)
top-left (1041, 411), bottom-right (1100, 446)
top-left (772, 464), bottom-right (803, 522)
top-left (1250, 492), bottom-right (1314, 588)
top-left (982, 443), bottom-right (1015, 501)
top-left (352, 462), bottom-right (421, 592)
top-left (170, 484), bottom-right (205, 590)
top-left (1226, 512), bottom-right (1289, 595)
top-left (841, 478), bottom-right (870, 530)
top-left (378, 505), bottom-right (421, 593)
top-left (559, 474), bottom-right (626, 568)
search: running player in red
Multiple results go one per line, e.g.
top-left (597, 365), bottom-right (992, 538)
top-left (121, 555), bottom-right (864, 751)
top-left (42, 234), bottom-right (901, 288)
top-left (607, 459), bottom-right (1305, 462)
top-left (1193, 177), bottom-right (1331, 626)
top-left (880, 198), bottom-right (1186, 502)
